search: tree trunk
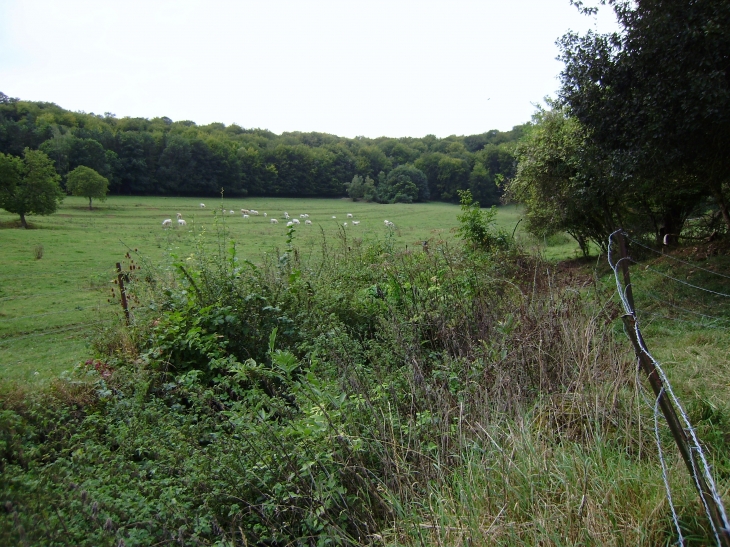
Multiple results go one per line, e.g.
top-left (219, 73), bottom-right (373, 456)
top-left (89, 196), bottom-right (93, 210)
top-left (19, 213), bottom-right (27, 229)
top-left (709, 184), bottom-right (730, 233)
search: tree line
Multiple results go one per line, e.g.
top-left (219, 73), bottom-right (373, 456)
top-left (0, 93), bottom-right (524, 206)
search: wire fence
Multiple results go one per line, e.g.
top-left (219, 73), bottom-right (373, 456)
top-left (609, 230), bottom-right (730, 547)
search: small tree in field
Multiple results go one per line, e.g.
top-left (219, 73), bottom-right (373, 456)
top-left (66, 165), bottom-right (109, 210)
top-left (0, 148), bottom-right (64, 228)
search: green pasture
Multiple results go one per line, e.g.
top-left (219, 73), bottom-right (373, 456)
top-left (0, 196), bottom-right (576, 383)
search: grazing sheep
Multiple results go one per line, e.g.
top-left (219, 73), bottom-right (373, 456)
top-left (241, 209), bottom-right (250, 214)
top-left (343, 222), bottom-right (347, 227)
top-left (250, 210), bottom-right (259, 215)
top-left (347, 213), bottom-right (353, 218)
top-left (284, 212), bottom-right (290, 219)
top-left (162, 218), bottom-right (172, 227)
top-left (305, 219), bottom-right (312, 225)
top-left (270, 218), bottom-right (279, 224)
top-left (178, 218), bottom-right (187, 226)
top-left (200, 203), bottom-right (206, 208)
top-left (332, 215), bottom-right (337, 219)
top-left (300, 214), bottom-right (306, 218)
top-left (229, 210), bottom-right (235, 215)
top-left (352, 220), bottom-right (360, 225)
top-left (176, 213), bottom-right (183, 219)
top-left (263, 212), bottom-right (267, 217)
top-left (304, 213), bottom-right (309, 218)
top-left (385, 220), bottom-right (395, 228)
top-left (286, 221), bottom-right (294, 226)
top-left (292, 218), bottom-right (300, 224)
top-left (243, 214), bottom-right (249, 219)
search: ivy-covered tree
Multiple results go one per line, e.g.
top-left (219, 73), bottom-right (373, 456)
top-left (0, 148), bottom-right (64, 228)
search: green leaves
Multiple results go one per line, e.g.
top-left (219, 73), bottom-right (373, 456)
top-left (456, 189), bottom-right (510, 252)
top-left (66, 165), bottom-right (109, 209)
top-left (0, 148), bottom-right (64, 227)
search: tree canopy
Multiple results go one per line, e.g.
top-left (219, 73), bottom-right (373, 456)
top-left (0, 148), bottom-right (64, 228)
top-left (66, 165), bottom-right (109, 209)
top-left (0, 93), bottom-right (524, 206)
top-left (557, 0), bottom-right (730, 236)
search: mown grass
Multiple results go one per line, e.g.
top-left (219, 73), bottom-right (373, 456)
top-left (0, 196), bottom-right (577, 382)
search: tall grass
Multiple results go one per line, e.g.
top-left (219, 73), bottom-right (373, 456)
top-left (1, 227), bottom-right (725, 545)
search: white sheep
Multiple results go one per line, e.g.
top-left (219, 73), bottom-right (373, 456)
top-left (263, 212), bottom-right (267, 217)
top-left (270, 218), bottom-right (279, 224)
top-left (176, 212), bottom-right (183, 219)
top-left (162, 218), bottom-right (172, 227)
top-left (243, 214), bottom-right (249, 219)
top-left (332, 215), bottom-right (337, 219)
top-left (241, 209), bottom-right (250, 214)
top-left (178, 218), bottom-right (187, 226)
top-left (229, 210), bottom-right (235, 215)
top-left (347, 213), bottom-right (353, 218)
top-left (304, 213), bottom-right (309, 218)
top-left (343, 222), bottom-right (348, 227)
top-left (300, 214), bottom-right (306, 218)
top-left (385, 220), bottom-right (395, 228)
top-left (352, 220), bottom-right (360, 225)
top-left (292, 218), bottom-right (300, 224)
top-left (286, 221), bottom-right (294, 226)
top-left (284, 212), bottom-right (290, 219)
top-left (250, 210), bottom-right (259, 215)
top-left (200, 203), bottom-right (205, 208)
top-left (304, 219), bottom-right (312, 225)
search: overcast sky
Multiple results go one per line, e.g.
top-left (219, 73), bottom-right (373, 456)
top-left (0, 0), bottom-right (618, 138)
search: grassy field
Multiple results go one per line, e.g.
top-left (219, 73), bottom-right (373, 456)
top-left (0, 196), bottom-right (577, 382)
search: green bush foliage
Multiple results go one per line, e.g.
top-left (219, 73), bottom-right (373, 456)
top-left (1, 229), bottom-right (725, 545)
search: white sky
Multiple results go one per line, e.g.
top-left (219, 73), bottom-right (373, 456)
top-left (0, 0), bottom-right (618, 138)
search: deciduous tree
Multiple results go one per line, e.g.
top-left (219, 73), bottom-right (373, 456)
top-left (0, 148), bottom-right (64, 228)
top-left (66, 165), bottom-right (109, 209)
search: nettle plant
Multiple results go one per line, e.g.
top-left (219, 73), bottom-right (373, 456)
top-left (456, 189), bottom-right (511, 252)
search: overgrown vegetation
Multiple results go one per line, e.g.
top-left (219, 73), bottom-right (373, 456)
top-left (2, 219), bottom-right (728, 545)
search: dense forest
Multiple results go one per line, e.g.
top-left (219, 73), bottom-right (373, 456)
top-left (0, 93), bottom-right (524, 206)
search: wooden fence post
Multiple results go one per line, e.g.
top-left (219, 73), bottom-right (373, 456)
top-left (116, 262), bottom-right (130, 325)
top-left (617, 232), bottom-right (730, 545)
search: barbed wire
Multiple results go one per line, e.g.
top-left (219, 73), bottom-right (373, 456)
top-left (609, 229), bottom-right (730, 546)
top-left (626, 236), bottom-right (730, 280)
top-left (637, 311), bottom-right (730, 332)
top-left (655, 387), bottom-right (685, 546)
top-left (639, 291), bottom-right (730, 326)
top-left (0, 319), bottom-right (116, 342)
top-left (0, 306), bottom-right (107, 323)
top-left (0, 294), bottom-right (45, 303)
top-left (632, 259), bottom-right (730, 299)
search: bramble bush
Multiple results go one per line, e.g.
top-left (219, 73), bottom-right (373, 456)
top-left (2, 225), bottom-right (725, 545)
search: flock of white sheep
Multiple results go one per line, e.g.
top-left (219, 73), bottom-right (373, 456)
top-left (161, 204), bottom-right (396, 229)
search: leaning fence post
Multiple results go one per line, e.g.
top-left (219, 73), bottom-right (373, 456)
top-left (617, 232), bottom-right (730, 546)
top-left (116, 262), bottom-right (130, 325)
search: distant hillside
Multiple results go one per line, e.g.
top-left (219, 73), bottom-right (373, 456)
top-left (0, 92), bottom-right (526, 205)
